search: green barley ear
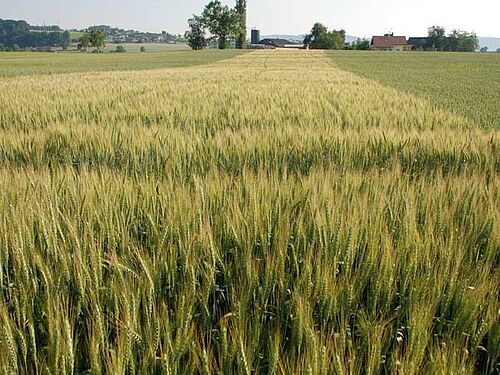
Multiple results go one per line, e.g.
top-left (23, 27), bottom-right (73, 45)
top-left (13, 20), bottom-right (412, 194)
top-left (238, 336), bottom-right (250, 375)
top-left (2, 322), bottom-right (18, 374)
top-left (16, 328), bottom-right (27, 369)
top-left (201, 348), bottom-right (211, 375)
top-left (268, 333), bottom-right (280, 375)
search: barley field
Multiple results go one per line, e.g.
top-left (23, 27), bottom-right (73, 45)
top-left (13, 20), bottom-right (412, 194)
top-left (0, 49), bottom-right (245, 77)
top-left (0, 50), bottom-right (498, 374)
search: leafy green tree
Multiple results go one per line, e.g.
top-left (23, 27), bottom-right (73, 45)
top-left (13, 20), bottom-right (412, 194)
top-left (202, 1), bottom-right (237, 49)
top-left (304, 23), bottom-right (327, 45)
top-left (234, 0), bottom-right (247, 49)
top-left (304, 23), bottom-right (345, 50)
top-left (140, 46), bottom-right (146, 52)
top-left (115, 45), bottom-right (126, 53)
top-left (353, 38), bottom-right (370, 50)
top-left (78, 33), bottom-right (91, 52)
top-left (89, 30), bottom-right (105, 50)
top-left (61, 31), bottom-right (70, 50)
top-left (186, 15), bottom-right (208, 50)
top-left (427, 26), bottom-right (447, 51)
top-left (448, 30), bottom-right (478, 52)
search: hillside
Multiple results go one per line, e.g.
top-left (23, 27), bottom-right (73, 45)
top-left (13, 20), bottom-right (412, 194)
top-left (263, 34), bottom-right (360, 44)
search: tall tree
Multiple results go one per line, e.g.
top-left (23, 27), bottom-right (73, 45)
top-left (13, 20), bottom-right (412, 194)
top-left (89, 29), bottom-right (105, 50)
top-left (61, 31), bottom-right (70, 50)
top-left (78, 33), bottom-right (91, 52)
top-left (353, 38), bottom-right (370, 50)
top-left (304, 23), bottom-right (345, 50)
top-left (202, 1), bottom-right (236, 49)
top-left (234, 0), bottom-right (247, 49)
top-left (448, 30), bottom-right (478, 52)
top-left (427, 26), bottom-right (447, 51)
top-left (186, 15), bottom-right (208, 50)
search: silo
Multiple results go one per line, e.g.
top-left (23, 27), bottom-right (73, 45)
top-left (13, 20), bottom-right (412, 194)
top-left (251, 29), bottom-right (261, 45)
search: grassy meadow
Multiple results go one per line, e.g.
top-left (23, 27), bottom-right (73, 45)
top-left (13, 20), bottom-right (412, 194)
top-left (0, 50), bottom-right (498, 374)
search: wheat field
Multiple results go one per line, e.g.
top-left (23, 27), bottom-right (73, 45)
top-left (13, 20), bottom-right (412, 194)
top-left (0, 51), bottom-right (498, 374)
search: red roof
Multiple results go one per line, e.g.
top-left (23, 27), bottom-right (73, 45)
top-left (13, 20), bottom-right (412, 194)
top-left (371, 36), bottom-right (408, 48)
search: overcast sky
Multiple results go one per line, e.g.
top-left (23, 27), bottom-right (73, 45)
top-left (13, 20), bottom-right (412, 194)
top-left (1, 0), bottom-right (499, 37)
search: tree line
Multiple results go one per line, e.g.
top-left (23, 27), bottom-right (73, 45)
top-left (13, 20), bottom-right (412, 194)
top-left (297, 24), bottom-right (479, 51)
top-left (186, 0), bottom-right (247, 50)
top-left (0, 19), bottom-right (70, 51)
top-left (424, 26), bottom-right (478, 52)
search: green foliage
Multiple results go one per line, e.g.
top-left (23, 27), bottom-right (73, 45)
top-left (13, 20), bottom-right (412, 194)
top-left (448, 30), bottom-right (479, 52)
top-left (0, 19), bottom-right (70, 50)
top-left (78, 30), bottom-right (106, 52)
top-left (61, 30), bottom-right (70, 49)
top-left (78, 33), bottom-right (91, 51)
top-left (30, 24), bottom-right (62, 32)
top-left (427, 26), bottom-right (447, 50)
top-left (426, 26), bottom-right (479, 52)
top-left (140, 46), bottom-right (146, 52)
top-left (352, 38), bottom-right (370, 50)
top-left (186, 15), bottom-right (208, 51)
top-left (115, 45), bottom-right (126, 53)
top-left (187, 0), bottom-right (247, 50)
top-left (202, 1), bottom-right (237, 49)
top-left (234, 0), bottom-right (247, 49)
top-left (89, 29), bottom-right (106, 50)
top-left (304, 22), bottom-right (345, 50)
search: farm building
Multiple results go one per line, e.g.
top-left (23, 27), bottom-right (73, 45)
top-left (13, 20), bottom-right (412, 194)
top-left (407, 37), bottom-right (429, 50)
top-left (258, 38), bottom-right (304, 49)
top-left (251, 29), bottom-right (261, 45)
top-left (371, 34), bottom-right (411, 51)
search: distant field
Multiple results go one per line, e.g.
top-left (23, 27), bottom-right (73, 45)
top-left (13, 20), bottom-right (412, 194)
top-left (0, 49), bottom-right (247, 77)
top-left (102, 42), bottom-right (189, 53)
top-left (329, 51), bottom-right (500, 129)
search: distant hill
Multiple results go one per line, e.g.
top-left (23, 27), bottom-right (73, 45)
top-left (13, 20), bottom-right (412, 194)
top-left (478, 37), bottom-right (500, 51)
top-left (83, 25), bottom-right (181, 44)
top-left (262, 34), bottom-right (361, 44)
top-left (261, 35), bottom-right (306, 43)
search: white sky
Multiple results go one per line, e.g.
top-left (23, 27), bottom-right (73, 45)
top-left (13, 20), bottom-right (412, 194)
top-left (1, 0), bottom-right (499, 37)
